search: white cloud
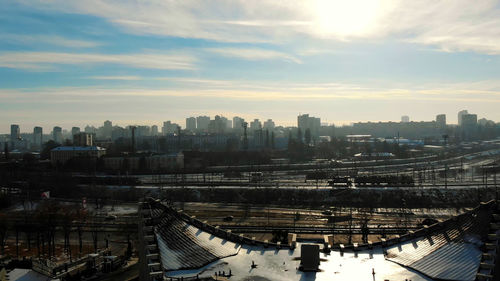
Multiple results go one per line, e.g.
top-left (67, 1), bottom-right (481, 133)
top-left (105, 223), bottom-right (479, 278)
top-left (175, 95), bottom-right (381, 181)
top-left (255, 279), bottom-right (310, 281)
top-left (206, 48), bottom-right (302, 63)
top-left (1, 34), bottom-right (101, 48)
top-left (21, 0), bottom-right (500, 55)
top-left (3, 79), bottom-right (500, 103)
top-left (0, 51), bottom-right (197, 71)
top-left (88, 76), bottom-right (142, 80)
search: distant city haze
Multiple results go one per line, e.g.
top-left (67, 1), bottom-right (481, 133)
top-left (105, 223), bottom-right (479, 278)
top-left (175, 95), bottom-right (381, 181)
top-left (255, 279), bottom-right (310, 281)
top-left (0, 112), bottom-right (488, 134)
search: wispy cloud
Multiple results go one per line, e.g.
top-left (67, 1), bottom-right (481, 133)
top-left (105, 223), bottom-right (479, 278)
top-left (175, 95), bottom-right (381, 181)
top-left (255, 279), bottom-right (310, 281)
top-left (3, 79), bottom-right (500, 102)
top-left (1, 34), bottom-right (101, 48)
top-left (0, 51), bottom-right (197, 71)
top-left (206, 48), bottom-right (302, 63)
top-left (88, 76), bottom-right (142, 80)
top-left (21, 0), bottom-right (500, 55)
top-left (2, 79), bottom-right (500, 130)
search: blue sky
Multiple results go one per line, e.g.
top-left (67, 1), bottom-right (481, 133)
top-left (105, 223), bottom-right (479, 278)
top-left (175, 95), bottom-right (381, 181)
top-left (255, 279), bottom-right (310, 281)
top-left (2, 0), bottom-right (500, 132)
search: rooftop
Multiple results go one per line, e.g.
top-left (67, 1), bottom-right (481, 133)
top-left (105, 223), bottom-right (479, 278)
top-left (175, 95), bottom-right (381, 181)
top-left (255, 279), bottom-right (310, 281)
top-left (51, 146), bottom-right (106, 151)
top-left (141, 200), bottom-right (499, 281)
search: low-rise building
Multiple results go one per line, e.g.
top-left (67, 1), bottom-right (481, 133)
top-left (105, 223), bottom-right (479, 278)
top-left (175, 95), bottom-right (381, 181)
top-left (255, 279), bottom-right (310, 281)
top-left (50, 146), bottom-right (106, 165)
top-left (73, 132), bottom-right (94, 146)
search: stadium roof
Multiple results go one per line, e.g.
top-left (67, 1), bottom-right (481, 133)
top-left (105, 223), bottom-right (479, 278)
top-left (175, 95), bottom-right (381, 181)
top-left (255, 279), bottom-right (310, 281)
top-left (140, 199), bottom-right (499, 281)
top-left (51, 146), bottom-right (105, 151)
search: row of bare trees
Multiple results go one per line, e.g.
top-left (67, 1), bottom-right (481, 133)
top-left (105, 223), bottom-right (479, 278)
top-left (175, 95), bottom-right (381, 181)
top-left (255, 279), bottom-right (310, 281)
top-left (0, 201), bottom-right (91, 261)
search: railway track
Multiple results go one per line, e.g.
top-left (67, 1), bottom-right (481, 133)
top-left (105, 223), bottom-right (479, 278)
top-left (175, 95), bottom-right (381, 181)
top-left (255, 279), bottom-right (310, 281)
top-left (218, 224), bottom-right (419, 234)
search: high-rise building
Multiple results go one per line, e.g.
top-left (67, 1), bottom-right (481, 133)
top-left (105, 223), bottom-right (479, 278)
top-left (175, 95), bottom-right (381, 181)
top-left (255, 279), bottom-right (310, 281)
top-left (297, 114), bottom-right (321, 139)
top-left (208, 115), bottom-right (227, 134)
top-left (461, 113), bottom-right (477, 140)
top-left (71, 127), bottom-right (80, 138)
top-left (33, 126), bottom-right (43, 149)
top-left (196, 116), bottom-right (210, 131)
top-left (250, 119), bottom-right (262, 131)
top-left (73, 132), bottom-right (94, 146)
top-left (103, 120), bottom-right (113, 139)
top-left (401, 116), bottom-right (410, 123)
top-left (84, 125), bottom-right (97, 134)
top-left (233, 116), bottom-right (245, 130)
top-left (219, 116), bottom-right (229, 130)
top-left (135, 126), bottom-right (151, 137)
top-left (458, 110), bottom-right (468, 126)
top-left (436, 114), bottom-right (446, 128)
top-left (162, 121), bottom-right (179, 135)
top-left (263, 119), bottom-right (275, 130)
top-left (53, 126), bottom-right (63, 144)
top-left (186, 117), bottom-right (196, 131)
top-left (151, 125), bottom-right (159, 136)
top-left (461, 114), bottom-right (477, 127)
top-left (111, 126), bottom-right (127, 140)
top-left (10, 124), bottom-right (20, 141)
top-left (478, 118), bottom-right (494, 126)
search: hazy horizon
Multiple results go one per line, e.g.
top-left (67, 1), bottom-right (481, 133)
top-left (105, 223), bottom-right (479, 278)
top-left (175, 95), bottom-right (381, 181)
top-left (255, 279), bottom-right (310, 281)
top-left (2, 1), bottom-right (500, 132)
top-left (0, 113), bottom-right (480, 134)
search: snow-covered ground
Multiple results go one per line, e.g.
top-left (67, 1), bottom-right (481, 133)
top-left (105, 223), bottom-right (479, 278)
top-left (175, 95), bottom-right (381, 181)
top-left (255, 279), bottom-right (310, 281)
top-left (166, 242), bottom-right (430, 281)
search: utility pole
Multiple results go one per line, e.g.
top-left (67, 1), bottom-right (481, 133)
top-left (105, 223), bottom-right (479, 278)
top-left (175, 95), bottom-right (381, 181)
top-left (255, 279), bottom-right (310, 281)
top-left (495, 171), bottom-right (497, 200)
top-left (130, 126), bottom-right (136, 153)
top-left (267, 206), bottom-right (270, 228)
top-left (460, 157), bottom-right (464, 183)
top-left (445, 163), bottom-right (448, 189)
top-left (177, 126), bottom-right (181, 151)
top-left (242, 122), bottom-right (248, 150)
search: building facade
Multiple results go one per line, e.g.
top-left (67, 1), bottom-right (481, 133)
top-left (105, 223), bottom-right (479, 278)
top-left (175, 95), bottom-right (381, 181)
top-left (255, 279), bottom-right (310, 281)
top-left (53, 126), bottom-right (63, 144)
top-left (297, 114), bottom-right (321, 139)
top-left (196, 116), bottom-right (210, 131)
top-left (33, 126), bottom-right (43, 150)
top-left (50, 146), bottom-right (106, 165)
top-left (233, 116), bottom-right (245, 131)
top-left (263, 119), bottom-right (275, 130)
top-left (458, 110), bottom-right (468, 126)
top-left (73, 132), bottom-right (94, 146)
top-left (436, 114), bottom-right (446, 128)
top-left (10, 124), bottom-right (20, 141)
top-left (186, 117), bottom-right (196, 131)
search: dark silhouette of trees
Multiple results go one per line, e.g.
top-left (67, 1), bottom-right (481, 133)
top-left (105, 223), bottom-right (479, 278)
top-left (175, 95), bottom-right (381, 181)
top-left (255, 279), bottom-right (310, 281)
top-left (0, 214), bottom-right (7, 255)
top-left (3, 143), bottom-right (8, 160)
top-left (40, 140), bottom-right (60, 160)
top-left (271, 132), bottom-right (275, 150)
top-left (22, 153), bottom-right (36, 165)
top-left (265, 130), bottom-right (270, 148)
top-left (138, 156), bottom-right (147, 172)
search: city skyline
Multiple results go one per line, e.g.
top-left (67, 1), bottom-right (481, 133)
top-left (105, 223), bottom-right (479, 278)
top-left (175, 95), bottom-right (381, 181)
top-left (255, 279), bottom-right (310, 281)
top-left (2, 1), bottom-right (500, 131)
top-left (1, 109), bottom-right (493, 134)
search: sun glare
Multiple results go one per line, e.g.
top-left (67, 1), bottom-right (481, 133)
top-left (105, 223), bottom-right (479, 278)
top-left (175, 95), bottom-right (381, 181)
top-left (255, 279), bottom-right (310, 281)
top-left (314, 0), bottom-right (381, 38)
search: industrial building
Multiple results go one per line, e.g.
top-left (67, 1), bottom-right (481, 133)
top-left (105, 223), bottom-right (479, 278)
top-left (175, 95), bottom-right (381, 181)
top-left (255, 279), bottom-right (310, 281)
top-left (50, 146), bottom-right (106, 165)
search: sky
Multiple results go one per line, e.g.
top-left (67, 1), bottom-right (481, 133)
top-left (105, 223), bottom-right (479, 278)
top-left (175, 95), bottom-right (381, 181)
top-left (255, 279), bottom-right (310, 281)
top-left (2, 0), bottom-right (500, 132)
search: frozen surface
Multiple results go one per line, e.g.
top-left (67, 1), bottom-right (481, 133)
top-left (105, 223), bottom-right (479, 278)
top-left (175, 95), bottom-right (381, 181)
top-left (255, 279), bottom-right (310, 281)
top-left (166, 243), bottom-right (430, 281)
top-left (7, 268), bottom-right (60, 281)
